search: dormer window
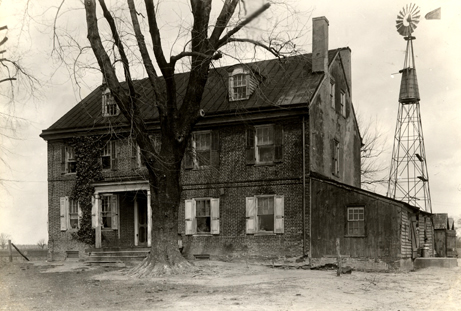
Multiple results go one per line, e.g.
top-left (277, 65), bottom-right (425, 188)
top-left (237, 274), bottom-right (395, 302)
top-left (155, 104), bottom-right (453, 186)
top-left (102, 87), bottom-right (120, 117)
top-left (229, 66), bottom-right (258, 101)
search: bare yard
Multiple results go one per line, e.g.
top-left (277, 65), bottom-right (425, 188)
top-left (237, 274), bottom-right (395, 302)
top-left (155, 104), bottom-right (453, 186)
top-left (0, 259), bottom-right (460, 311)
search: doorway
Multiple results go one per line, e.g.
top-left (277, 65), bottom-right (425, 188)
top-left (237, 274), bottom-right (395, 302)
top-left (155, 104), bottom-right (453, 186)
top-left (135, 194), bottom-right (148, 246)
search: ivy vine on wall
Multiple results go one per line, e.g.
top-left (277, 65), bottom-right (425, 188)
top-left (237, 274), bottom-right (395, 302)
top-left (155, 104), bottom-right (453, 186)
top-left (70, 136), bottom-right (104, 245)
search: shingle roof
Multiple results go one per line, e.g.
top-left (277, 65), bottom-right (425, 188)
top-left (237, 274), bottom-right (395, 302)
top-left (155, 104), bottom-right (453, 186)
top-left (43, 50), bottom-right (341, 135)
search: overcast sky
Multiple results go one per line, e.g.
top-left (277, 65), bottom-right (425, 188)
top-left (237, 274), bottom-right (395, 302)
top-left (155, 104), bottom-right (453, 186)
top-left (1, 0), bottom-right (460, 244)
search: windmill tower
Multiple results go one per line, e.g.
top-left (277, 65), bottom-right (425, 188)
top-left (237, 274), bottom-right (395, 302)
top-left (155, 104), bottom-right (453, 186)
top-left (387, 4), bottom-right (432, 212)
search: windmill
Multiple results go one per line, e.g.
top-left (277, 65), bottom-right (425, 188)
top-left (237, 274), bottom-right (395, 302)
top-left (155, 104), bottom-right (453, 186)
top-left (387, 4), bottom-right (432, 212)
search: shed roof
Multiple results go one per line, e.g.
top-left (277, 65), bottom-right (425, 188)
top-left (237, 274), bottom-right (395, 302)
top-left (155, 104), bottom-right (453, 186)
top-left (42, 49), bottom-right (343, 136)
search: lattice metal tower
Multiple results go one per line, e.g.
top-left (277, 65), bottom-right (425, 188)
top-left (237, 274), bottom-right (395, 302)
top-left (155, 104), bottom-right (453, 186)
top-left (387, 4), bottom-right (432, 212)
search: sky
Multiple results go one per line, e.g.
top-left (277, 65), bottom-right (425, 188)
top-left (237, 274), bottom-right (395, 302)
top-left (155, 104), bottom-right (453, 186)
top-left (0, 0), bottom-right (460, 244)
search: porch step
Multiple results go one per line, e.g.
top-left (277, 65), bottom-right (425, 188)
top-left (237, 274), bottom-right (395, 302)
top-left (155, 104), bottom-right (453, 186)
top-left (85, 247), bottom-right (150, 266)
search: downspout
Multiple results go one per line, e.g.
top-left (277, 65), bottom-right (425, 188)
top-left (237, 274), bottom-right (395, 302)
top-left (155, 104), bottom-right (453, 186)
top-left (302, 116), bottom-right (306, 256)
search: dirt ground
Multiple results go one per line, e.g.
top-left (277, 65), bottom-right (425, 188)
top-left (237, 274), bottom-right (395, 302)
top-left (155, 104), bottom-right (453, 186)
top-left (0, 259), bottom-right (460, 311)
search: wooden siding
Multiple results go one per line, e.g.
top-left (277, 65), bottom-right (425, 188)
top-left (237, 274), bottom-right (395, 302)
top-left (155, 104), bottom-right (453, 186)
top-left (310, 178), bottom-right (403, 261)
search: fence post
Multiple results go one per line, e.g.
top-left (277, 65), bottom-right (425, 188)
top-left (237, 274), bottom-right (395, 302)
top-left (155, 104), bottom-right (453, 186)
top-left (8, 240), bottom-right (12, 262)
top-left (336, 238), bottom-right (341, 277)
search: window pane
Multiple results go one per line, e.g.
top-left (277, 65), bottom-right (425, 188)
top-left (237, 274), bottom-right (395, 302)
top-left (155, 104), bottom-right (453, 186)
top-left (70, 218), bottom-right (79, 229)
top-left (258, 215), bottom-right (274, 232)
top-left (257, 197), bottom-right (274, 215)
top-left (233, 74), bottom-right (247, 99)
top-left (258, 146), bottom-right (275, 162)
top-left (256, 127), bottom-right (274, 145)
top-left (101, 156), bottom-right (111, 169)
top-left (196, 200), bottom-right (210, 217)
top-left (197, 217), bottom-right (211, 233)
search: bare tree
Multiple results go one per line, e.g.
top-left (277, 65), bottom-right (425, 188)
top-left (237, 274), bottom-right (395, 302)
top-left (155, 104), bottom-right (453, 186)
top-left (37, 239), bottom-right (47, 249)
top-left (0, 10), bottom-right (40, 187)
top-left (0, 233), bottom-right (11, 249)
top-left (358, 114), bottom-right (388, 191)
top-left (47, 0), bottom-right (297, 277)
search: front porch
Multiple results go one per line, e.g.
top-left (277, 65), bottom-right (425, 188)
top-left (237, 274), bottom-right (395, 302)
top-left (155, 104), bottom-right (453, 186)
top-left (91, 181), bottom-right (152, 249)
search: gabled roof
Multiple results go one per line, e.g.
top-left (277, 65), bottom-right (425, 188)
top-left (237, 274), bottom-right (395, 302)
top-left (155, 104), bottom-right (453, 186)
top-left (42, 49), bottom-right (343, 138)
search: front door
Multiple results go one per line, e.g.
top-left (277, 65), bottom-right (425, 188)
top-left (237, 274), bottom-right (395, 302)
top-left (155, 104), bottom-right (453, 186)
top-left (136, 195), bottom-right (148, 246)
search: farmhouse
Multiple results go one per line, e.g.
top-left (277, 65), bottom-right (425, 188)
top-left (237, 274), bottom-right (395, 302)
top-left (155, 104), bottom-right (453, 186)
top-left (40, 16), bottom-right (434, 271)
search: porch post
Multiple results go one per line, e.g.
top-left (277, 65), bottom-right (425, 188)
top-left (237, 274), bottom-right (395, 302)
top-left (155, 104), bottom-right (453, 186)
top-left (147, 190), bottom-right (152, 247)
top-left (134, 196), bottom-right (139, 246)
top-left (94, 193), bottom-right (102, 249)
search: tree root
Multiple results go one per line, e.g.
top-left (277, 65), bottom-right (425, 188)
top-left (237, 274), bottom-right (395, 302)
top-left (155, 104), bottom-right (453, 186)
top-left (128, 256), bottom-right (195, 278)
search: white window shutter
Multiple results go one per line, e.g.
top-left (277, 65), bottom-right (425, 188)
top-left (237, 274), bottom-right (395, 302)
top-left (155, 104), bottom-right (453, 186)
top-left (246, 197), bottom-right (256, 234)
top-left (60, 197), bottom-right (68, 231)
top-left (111, 195), bottom-right (119, 229)
top-left (77, 202), bottom-right (82, 229)
top-left (210, 198), bottom-right (220, 235)
top-left (185, 199), bottom-right (196, 235)
top-left (274, 195), bottom-right (284, 234)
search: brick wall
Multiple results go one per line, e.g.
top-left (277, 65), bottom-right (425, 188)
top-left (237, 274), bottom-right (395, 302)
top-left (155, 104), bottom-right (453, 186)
top-left (180, 117), bottom-right (309, 260)
top-left (46, 116), bottom-right (310, 260)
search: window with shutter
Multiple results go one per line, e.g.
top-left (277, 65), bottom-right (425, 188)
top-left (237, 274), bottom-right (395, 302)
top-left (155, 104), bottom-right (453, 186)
top-left (185, 198), bottom-right (219, 235)
top-left (185, 131), bottom-right (218, 169)
top-left (246, 195), bottom-right (284, 234)
top-left (249, 124), bottom-right (283, 165)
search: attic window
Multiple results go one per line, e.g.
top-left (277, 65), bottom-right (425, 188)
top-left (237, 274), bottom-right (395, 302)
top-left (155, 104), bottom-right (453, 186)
top-left (102, 87), bottom-right (120, 117)
top-left (229, 67), bottom-right (258, 101)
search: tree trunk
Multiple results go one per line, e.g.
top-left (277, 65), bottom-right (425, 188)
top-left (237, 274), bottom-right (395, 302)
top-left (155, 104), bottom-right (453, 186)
top-left (129, 148), bottom-right (192, 277)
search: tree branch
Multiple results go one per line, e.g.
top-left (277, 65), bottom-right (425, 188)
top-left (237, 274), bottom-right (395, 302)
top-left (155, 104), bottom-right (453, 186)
top-left (98, 0), bottom-right (135, 98)
top-left (144, 0), bottom-right (168, 71)
top-left (218, 38), bottom-right (280, 57)
top-left (209, 0), bottom-right (239, 47)
top-left (0, 78), bottom-right (16, 84)
top-left (216, 3), bottom-right (271, 49)
top-left (170, 50), bottom-right (222, 64)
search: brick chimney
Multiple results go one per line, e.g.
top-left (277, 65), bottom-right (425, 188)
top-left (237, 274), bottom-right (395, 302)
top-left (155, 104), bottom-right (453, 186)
top-left (312, 16), bottom-right (329, 73)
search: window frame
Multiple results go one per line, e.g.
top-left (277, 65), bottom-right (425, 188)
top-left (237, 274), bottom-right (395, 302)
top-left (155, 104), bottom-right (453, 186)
top-left (185, 198), bottom-right (220, 236)
top-left (256, 195), bottom-right (275, 233)
top-left (101, 88), bottom-right (120, 117)
top-left (68, 199), bottom-right (80, 230)
top-left (65, 146), bottom-right (77, 174)
top-left (229, 67), bottom-right (250, 102)
top-left (255, 124), bottom-right (275, 164)
top-left (192, 131), bottom-right (212, 169)
top-left (195, 198), bottom-right (212, 234)
top-left (345, 206), bottom-right (366, 237)
top-left (246, 195), bottom-right (284, 235)
top-left (100, 195), bottom-right (113, 229)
